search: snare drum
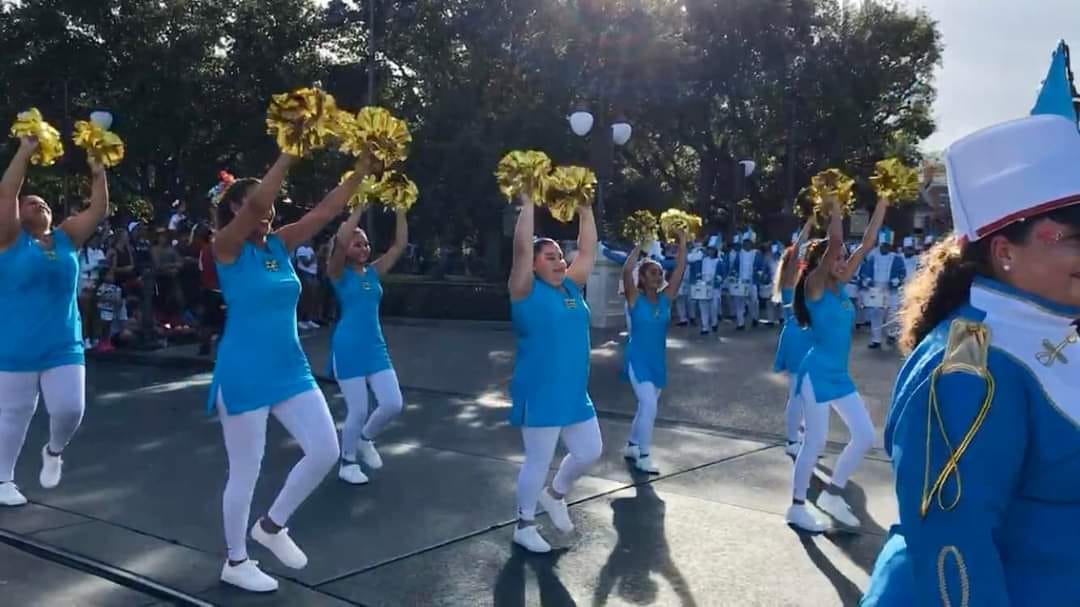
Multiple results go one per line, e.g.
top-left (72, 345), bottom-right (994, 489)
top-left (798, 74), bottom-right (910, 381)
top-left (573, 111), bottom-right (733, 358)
top-left (861, 287), bottom-right (886, 309)
top-left (691, 281), bottom-right (713, 300)
top-left (729, 282), bottom-right (749, 297)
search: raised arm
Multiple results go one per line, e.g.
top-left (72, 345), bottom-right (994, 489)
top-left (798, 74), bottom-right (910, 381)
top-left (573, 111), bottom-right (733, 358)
top-left (0, 138), bottom-right (36, 250)
top-left (837, 196), bottom-right (890, 284)
top-left (508, 195), bottom-right (536, 301)
top-left (327, 204), bottom-right (366, 281)
top-left (805, 198), bottom-right (845, 298)
top-left (621, 244), bottom-right (642, 306)
top-left (278, 164), bottom-right (373, 253)
top-left (662, 232), bottom-right (689, 298)
top-left (780, 219), bottom-right (813, 288)
top-left (566, 206), bottom-right (597, 287)
top-left (372, 208), bottom-right (409, 276)
top-left (60, 162), bottom-right (109, 248)
top-left (214, 153), bottom-right (295, 263)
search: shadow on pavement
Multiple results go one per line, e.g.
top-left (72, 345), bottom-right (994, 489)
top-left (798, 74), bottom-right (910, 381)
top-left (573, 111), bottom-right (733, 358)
top-left (797, 534), bottom-right (864, 606)
top-left (813, 463), bottom-right (886, 575)
top-left (592, 477), bottom-right (697, 607)
top-left (493, 546), bottom-right (577, 607)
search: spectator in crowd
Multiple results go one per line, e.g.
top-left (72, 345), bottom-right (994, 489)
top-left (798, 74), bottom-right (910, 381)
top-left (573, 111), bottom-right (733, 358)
top-left (78, 233), bottom-right (108, 348)
top-left (151, 227), bottom-right (185, 320)
top-left (94, 269), bottom-right (123, 352)
top-left (195, 224), bottom-right (223, 356)
top-left (294, 239), bottom-right (321, 330)
top-left (317, 237), bottom-right (337, 325)
top-left (168, 199), bottom-right (189, 234)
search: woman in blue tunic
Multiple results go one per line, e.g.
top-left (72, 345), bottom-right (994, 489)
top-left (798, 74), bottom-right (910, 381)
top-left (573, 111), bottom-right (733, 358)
top-left (0, 136), bottom-right (109, 507)
top-left (326, 202), bottom-right (408, 486)
top-left (863, 114), bottom-right (1080, 606)
top-left (210, 151), bottom-right (376, 593)
top-left (507, 193), bottom-right (602, 554)
top-left (618, 232), bottom-right (687, 475)
top-left (786, 192), bottom-right (889, 533)
top-left (772, 220), bottom-right (813, 459)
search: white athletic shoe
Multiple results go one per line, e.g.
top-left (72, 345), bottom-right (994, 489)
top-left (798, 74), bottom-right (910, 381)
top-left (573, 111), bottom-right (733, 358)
top-left (816, 492), bottom-right (860, 528)
top-left (784, 441), bottom-right (801, 459)
top-left (0, 483), bottom-right (28, 507)
top-left (622, 444), bottom-right (640, 461)
top-left (537, 489), bottom-right (574, 533)
top-left (356, 440), bottom-right (383, 470)
top-left (308, 321), bottom-right (322, 329)
top-left (338, 463), bottom-right (369, 485)
top-left (220, 560), bottom-right (278, 593)
top-left (512, 525), bottom-right (551, 553)
top-left (785, 503), bottom-right (829, 533)
top-left (251, 522), bottom-right (308, 569)
top-left (39, 445), bottom-right (62, 489)
top-left (634, 456), bottom-right (660, 475)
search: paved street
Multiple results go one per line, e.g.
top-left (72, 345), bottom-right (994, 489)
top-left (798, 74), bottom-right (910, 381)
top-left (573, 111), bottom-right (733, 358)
top-left (0, 320), bottom-right (905, 606)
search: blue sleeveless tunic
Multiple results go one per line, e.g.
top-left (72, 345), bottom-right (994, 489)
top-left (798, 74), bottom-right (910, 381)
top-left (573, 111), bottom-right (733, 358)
top-left (773, 288), bottom-right (815, 373)
top-left (509, 278), bottom-right (595, 427)
top-left (796, 286), bottom-right (856, 402)
top-left (208, 235), bottom-right (317, 415)
top-left (328, 266), bottom-right (392, 380)
top-left (623, 294), bottom-right (671, 388)
top-left (0, 229), bottom-right (83, 371)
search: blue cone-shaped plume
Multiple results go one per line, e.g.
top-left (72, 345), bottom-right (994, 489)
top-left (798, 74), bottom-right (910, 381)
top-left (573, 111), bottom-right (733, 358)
top-left (1032, 40), bottom-right (1078, 125)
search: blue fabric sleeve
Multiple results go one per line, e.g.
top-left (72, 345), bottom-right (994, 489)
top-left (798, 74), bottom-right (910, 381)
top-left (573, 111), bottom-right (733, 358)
top-left (892, 359), bottom-right (1025, 606)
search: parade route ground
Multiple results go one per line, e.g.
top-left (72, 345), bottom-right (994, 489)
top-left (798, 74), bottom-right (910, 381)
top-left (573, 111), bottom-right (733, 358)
top-left (0, 321), bottom-right (905, 606)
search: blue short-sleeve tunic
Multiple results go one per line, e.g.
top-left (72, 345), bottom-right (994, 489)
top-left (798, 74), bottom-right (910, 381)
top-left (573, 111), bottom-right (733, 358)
top-left (623, 294), bottom-right (671, 388)
top-left (796, 286), bottom-right (856, 402)
top-left (328, 266), bottom-right (393, 380)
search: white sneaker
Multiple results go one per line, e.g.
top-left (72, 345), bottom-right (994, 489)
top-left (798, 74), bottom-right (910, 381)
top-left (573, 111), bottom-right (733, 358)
top-left (537, 489), bottom-right (574, 533)
top-left (220, 560), bottom-right (278, 593)
top-left (356, 440), bottom-right (383, 470)
top-left (512, 525), bottom-right (551, 553)
top-left (816, 492), bottom-right (860, 528)
top-left (622, 444), bottom-right (640, 461)
top-left (338, 463), bottom-right (369, 485)
top-left (40, 445), bottom-right (62, 489)
top-left (634, 455), bottom-right (660, 475)
top-left (785, 503), bottom-right (829, 533)
top-left (297, 321), bottom-right (313, 331)
top-left (250, 521), bottom-right (308, 569)
top-left (308, 321), bottom-right (322, 329)
top-left (0, 483), bottom-right (27, 507)
top-left (784, 441), bottom-right (801, 459)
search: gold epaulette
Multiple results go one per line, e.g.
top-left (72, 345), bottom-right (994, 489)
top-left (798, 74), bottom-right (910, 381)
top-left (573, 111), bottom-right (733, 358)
top-left (920, 319), bottom-right (994, 518)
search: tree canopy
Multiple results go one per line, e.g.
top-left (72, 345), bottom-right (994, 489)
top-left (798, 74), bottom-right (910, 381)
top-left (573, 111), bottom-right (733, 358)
top-left (0, 0), bottom-right (942, 271)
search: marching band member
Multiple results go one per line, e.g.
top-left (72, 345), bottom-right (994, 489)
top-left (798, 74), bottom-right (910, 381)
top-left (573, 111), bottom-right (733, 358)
top-left (900, 236), bottom-right (920, 281)
top-left (619, 231), bottom-right (688, 474)
top-left (762, 242), bottom-right (783, 325)
top-left (858, 229), bottom-right (906, 348)
top-left (729, 229), bottom-right (767, 330)
top-left (0, 136), bottom-right (109, 506)
top-left (675, 239), bottom-right (703, 326)
top-left (786, 191), bottom-right (889, 532)
top-left (696, 244), bottom-right (722, 334)
top-left (508, 194), bottom-right (602, 554)
top-left (709, 243), bottom-right (729, 332)
top-left (863, 113), bottom-right (1080, 606)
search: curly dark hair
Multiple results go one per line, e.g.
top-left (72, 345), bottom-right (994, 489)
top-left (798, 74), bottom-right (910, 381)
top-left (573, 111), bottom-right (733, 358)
top-left (898, 204), bottom-right (1080, 353)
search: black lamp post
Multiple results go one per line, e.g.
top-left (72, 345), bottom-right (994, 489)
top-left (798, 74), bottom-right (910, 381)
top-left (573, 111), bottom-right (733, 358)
top-left (568, 109), bottom-right (631, 239)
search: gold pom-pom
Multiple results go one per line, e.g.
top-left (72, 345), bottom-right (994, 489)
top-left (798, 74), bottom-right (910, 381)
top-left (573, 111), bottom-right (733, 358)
top-left (340, 107), bottom-right (411, 165)
top-left (870, 158), bottom-right (921, 204)
top-left (806, 168), bottom-right (856, 216)
top-left (73, 120), bottom-right (125, 168)
top-left (373, 170), bottom-right (419, 212)
top-left (659, 209), bottom-right (703, 242)
top-left (266, 87), bottom-right (341, 157)
top-left (543, 166), bottom-right (597, 224)
top-left (495, 150), bottom-right (552, 202)
top-left (10, 108), bottom-right (64, 166)
top-left (621, 210), bottom-right (659, 246)
top-left (340, 170), bottom-right (381, 211)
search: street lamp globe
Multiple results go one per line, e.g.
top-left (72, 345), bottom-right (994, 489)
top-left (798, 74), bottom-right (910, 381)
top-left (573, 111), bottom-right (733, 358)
top-left (611, 121), bottom-right (632, 146)
top-left (90, 111), bottom-right (113, 130)
top-left (569, 111), bottom-right (594, 137)
top-left (739, 160), bottom-right (756, 177)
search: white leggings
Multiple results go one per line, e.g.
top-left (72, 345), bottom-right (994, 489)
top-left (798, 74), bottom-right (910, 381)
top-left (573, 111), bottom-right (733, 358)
top-left (791, 376), bottom-right (874, 501)
top-left (336, 369), bottom-right (404, 460)
top-left (217, 389), bottom-right (339, 562)
top-left (0, 365), bottom-right (85, 483)
top-left (516, 416), bottom-right (603, 521)
top-left (627, 365), bottom-right (660, 454)
top-left (784, 374), bottom-right (803, 444)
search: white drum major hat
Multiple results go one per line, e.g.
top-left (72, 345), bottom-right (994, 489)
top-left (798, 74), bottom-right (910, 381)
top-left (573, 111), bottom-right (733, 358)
top-left (945, 114), bottom-right (1080, 242)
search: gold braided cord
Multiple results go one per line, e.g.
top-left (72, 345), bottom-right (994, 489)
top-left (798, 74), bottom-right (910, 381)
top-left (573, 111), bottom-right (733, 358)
top-left (920, 365), bottom-right (995, 518)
